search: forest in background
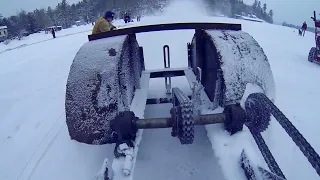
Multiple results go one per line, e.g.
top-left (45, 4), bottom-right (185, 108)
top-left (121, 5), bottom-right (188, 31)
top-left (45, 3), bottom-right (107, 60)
top-left (0, 0), bottom-right (274, 39)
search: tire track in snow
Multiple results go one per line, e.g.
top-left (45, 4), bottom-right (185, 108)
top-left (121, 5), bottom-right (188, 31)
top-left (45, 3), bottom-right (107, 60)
top-left (16, 112), bottom-right (66, 180)
top-left (0, 30), bottom-right (92, 55)
top-left (0, 23), bottom-right (136, 55)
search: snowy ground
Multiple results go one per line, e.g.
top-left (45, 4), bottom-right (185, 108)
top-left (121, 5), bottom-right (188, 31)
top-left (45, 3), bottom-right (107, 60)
top-left (1, 1), bottom-right (320, 180)
top-left (0, 19), bottom-right (126, 54)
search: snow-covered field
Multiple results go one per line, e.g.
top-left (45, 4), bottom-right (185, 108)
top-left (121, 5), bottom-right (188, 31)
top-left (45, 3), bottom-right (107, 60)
top-left (0, 19), bottom-right (129, 54)
top-left (1, 1), bottom-right (320, 180)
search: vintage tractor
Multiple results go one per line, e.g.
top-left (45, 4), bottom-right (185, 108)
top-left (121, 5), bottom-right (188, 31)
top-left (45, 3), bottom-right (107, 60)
top-left (308, 11), bottom-right (320, 63)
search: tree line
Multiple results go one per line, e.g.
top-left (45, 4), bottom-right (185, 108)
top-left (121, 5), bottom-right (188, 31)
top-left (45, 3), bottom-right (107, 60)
top-left (202, 0), bottom-right (273, 23)
top-left (0, 0), bottom-right (168, 39)
top-left (232, 0), bottom-right (273, 23)
top-left (0, 0), bottom-right (273, 39)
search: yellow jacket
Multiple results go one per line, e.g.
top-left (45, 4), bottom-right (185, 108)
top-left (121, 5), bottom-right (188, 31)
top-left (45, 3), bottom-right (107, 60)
top-left (92, 17), bottom-right (117, 34)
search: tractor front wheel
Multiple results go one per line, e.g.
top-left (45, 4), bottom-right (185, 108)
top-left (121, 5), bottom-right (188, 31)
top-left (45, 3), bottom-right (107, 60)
top-left (308, 47), bottom-right (317, 62)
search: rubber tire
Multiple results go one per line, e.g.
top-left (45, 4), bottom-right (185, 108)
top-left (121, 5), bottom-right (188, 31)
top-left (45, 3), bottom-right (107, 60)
top-left (308, 47), bottom-right (317, 62)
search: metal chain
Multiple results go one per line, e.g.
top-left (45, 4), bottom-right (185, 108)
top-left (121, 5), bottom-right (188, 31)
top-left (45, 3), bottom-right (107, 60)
top-left (249, 130), bottom-right (286, 179)
top-left (248, 93), bottom-right (320, 177)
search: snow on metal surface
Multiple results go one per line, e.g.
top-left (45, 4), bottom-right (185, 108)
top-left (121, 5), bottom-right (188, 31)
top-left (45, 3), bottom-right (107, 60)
top-left (112, 72), bottom-right (150, 180)
top-left (206, 30), bottom-right (276, 103)
top-left (65, 35), bottom-right (129, 145)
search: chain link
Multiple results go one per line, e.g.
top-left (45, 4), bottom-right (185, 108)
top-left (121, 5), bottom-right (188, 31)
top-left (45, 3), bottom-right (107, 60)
top-left (248, 93), bottom-right (320, 178)
top-left (250, 130), bottom-right (286, 179)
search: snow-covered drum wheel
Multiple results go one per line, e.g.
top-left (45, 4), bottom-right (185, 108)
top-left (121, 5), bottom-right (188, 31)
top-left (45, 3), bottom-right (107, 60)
top-left (65, 34), bottom-right (143, 145)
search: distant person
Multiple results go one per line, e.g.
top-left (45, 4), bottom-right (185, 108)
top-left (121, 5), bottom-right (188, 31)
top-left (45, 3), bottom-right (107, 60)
top-left (51, 28), bottom-right (56, 38)
top-left (137, 15), bottom-right (141, 22)
top-left (124, 12), bottom-right (130, 23)
top-left (92, 11), bottom-right (117, 34)
top-left (301, 21), bottom-right (307, 36)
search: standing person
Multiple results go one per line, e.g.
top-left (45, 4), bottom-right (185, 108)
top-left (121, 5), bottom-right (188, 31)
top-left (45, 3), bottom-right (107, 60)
top-left (51, 28), bottom-right (56, 38)
top-left (137, 15), bottom-right (141, 22)
top-left (301, 21), bottom-right (307, 36)
top-left (92, 11), bottom-right (117, 34)
top-left (124, 12), bottom-right (131, 23)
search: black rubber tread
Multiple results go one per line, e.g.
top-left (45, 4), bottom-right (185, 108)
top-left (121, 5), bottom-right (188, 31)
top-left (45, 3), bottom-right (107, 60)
top-left (308, 47), bottom-right (317, 62)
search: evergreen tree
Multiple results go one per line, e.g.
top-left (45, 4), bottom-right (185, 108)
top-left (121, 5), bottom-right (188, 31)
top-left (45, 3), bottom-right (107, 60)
top-left (47, 6), bottom-right (57, 26)
top-left (34, 9), bottom-right (52, 29)
top-left (55, 0), bottom-right (73, 28)
top-left (263, 3), bottom-right (267, 14)
top-left (25, 12), bottom-right (38, 33)
top-left (268, 9), bottom-right (274, 23)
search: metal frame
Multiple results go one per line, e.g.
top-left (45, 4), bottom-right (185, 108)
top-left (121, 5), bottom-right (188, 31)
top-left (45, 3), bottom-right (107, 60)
top-left (85, 23), bottom-right (320, 180)
top-left (108, 44), bottom-right (320, 180)
top-left (88, 22), bottom-right (241, 41)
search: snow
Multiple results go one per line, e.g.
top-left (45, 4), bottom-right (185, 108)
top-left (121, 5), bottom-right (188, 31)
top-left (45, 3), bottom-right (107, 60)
top-left (235, 14), bottom-right (265, 23)
top-left (206, 30), bottom-right (276, 103)
top-left (0, 19), bottom-right (124, 54)
top-left (1, 0), bottom-right (320, 180)
top-left (65, 35), bottom-right (127, 144)
top-left (0, 26), bottom-right (7, 29)
top-left (111, 73), bottom-right (150, 180)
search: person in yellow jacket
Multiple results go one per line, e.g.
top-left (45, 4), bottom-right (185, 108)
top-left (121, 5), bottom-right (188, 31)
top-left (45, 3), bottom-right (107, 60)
top-left (92, 11), bottom-right (117, 34)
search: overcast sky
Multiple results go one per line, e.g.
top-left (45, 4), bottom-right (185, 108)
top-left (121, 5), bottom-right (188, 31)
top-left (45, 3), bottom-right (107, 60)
top-left (0, 0), bottom-right (319, 26)
top-left (244, 0), bottom-right (319, 26)
top-left (0, 0), bottom-right (80, 17)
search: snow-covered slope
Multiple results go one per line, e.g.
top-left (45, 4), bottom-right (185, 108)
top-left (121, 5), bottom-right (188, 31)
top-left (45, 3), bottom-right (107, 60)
top-left (1, 1), bottom-right (320, 180)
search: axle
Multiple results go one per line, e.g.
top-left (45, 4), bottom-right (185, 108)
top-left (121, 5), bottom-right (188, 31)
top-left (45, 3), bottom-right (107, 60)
top-left (136, 113), bottom-right (226, 129)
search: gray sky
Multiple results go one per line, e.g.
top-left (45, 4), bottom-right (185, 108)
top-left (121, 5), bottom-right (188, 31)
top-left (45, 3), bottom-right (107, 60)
top-left (0, 0), bottom-right (80, 17)
top-left (0, 0), bottom-right (319, 26)
top-left (244, 0), bottom-right (319, 26)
